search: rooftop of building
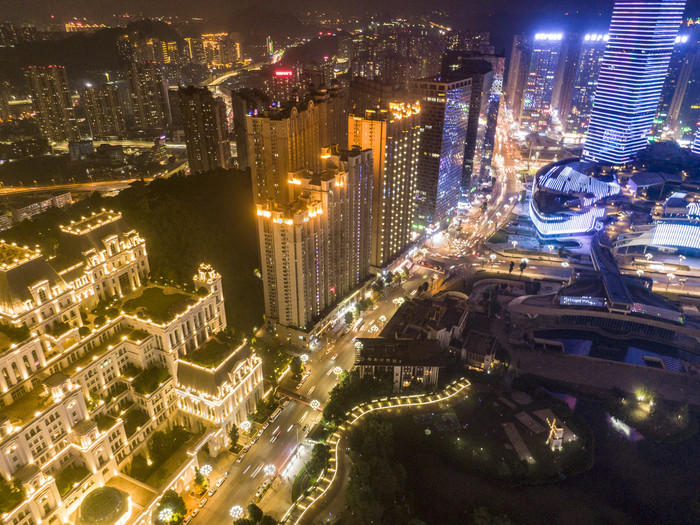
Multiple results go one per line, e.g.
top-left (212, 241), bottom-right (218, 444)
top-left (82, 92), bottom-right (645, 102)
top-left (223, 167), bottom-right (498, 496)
top-left (59, 210), bottom-right (122, 236)
top-left (121, 284), bottom-right (198, 324)
top-left (355, 337), bottom-right (448, 368)
top-left (462, 330), bottom-right (496, 356)
top-left (0, 242), bottom-right (41, 268)
top-left (177, 336), bottom-right (253, 397)
top-left (380, 293), bottom-right (468, 340)
top-left (0, 323), bottom-right (31, 353)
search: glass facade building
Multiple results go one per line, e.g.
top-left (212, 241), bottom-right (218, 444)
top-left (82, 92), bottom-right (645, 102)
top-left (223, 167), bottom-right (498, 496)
top-left (410, 74), bottom-right (471, 229)
top-left (520, 33), bottom-right (563, 131)
top-left (582, 0), bottom-right (687, 164)
top-left (565, 34), bottom-right (608, 139)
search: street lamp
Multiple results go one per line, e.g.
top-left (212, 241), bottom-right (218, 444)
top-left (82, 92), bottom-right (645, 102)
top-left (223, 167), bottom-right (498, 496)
top-left (666, 273), bottom-right (675, 290)
top-left (636, 269), bottom-right (644, 277)
top-left (158, 508), bottom-right (173, 522)
top-left (511, 240), bottom-right (518, 250)
top-left (678, 254), bottom-right (686, 265)
top-left (310, 399), bottom-right (321, 410)
top-left (240, 420), bottom-right (252, 433)
top-left (230, 506), bottom-right (244, 519)
top-left (264, 464), bottom-right (276, 477)
top-left (300, 353), bottom-right (309, 363)
top-left (333, 366), bottom-right (342, 376)
top-left (645, 253), bottom-right (653, 261)
top-left (200, 464), bottom-right (212, 477)
top-left (489, 253), bottom-right (497, 269)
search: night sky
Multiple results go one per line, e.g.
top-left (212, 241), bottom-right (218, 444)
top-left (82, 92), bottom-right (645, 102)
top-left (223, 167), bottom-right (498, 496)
top-left (0, 0), bottom-right (698, 53)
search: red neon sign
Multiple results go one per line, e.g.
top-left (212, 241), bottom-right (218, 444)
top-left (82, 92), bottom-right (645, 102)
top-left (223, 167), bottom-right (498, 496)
top-left (275, 70), bottom-right (293, 77)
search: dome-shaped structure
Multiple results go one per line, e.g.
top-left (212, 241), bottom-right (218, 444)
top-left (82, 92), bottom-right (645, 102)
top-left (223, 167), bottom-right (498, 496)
top-left (77, 487), bottom-right (130, 525)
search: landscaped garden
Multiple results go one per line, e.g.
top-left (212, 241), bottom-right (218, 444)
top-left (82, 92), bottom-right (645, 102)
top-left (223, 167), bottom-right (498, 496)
top-left (123, 406), bottom-right (150, 437)
top-left (125, 426), bottom-right (197, 488)
top-left (55, 463), bottom-right (90, 496)
top-left (122, 286), bottom-right (196, 324)
top-left (131, 365), bottom-right (170, 395)
top-left (180, 334), bottom-right (238, 368)
top-left (0, 476), bottom-right (25, 513)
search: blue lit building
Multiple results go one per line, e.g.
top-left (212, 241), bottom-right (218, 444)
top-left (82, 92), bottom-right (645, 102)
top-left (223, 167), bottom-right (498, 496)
top-left (520, 33), bottom-right (563, 131)
top-left (692, 127), bottom-right (700, 156)
top-left (564, 33), bottom-right (608, 140)
top-left (529, 159), bottom-right (620, 238)
top-left (410, 73), bottom-right (471, 229)
top-left (582, 0), bottom-right (687, 165)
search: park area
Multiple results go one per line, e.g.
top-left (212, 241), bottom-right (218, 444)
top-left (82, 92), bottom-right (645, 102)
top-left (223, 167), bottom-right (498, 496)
top-left (390, 389), bottom-right (593, 485)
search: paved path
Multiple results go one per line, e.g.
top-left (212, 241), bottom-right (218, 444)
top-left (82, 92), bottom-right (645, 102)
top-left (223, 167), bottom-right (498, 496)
top-left (502, 422), bottom-right (534, 463)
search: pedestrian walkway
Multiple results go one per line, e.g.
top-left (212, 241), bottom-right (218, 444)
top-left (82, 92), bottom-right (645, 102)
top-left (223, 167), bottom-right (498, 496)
top-left (502, 422), bottom-right (534, 463)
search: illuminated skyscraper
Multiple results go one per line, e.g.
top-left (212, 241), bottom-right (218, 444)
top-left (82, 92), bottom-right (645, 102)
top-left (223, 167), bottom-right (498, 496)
top-left (126, 61), bottom-right (171, 134)
top-left (24, 65), bottom-right (79, 141)
top-left (349, 103), bottom-right (421, 270)
top-left (246, 86), bottom-right (346, 205)
top-left (582, 0), bottom-right (687, 164)
top-left (654, 33), bottom-right (697, 132)
top-left (565, 33), bottom-right (608, 138)
top-left (179, 86), bottom-right (231, 173)
top-left (81, 84), bottom-right (126, 139)
top-left (692, 128), bottom-right (700, 156)
top-left (520, 33), bottom-right (563, 131)
top-left (506, 34), bottom-right (531, 121)
top-left (256, 147), bottom-right (372, 334)
top-left (410, 73), bottom-right (471, 229)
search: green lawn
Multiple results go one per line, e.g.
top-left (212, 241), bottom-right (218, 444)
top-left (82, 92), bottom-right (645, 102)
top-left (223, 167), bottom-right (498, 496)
top-left (180, 336), bottom-right (235, 368)
top-left (123, 286), bottom-right (196, 324)
top-left (131, 365), bottom-right (170, 395)
top-left (56, 464), bottom-right (90, 496)
top-left (123, 406), bottom-right (150, 437)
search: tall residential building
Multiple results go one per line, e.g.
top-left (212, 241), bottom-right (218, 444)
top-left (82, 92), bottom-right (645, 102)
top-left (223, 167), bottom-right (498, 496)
top-left (81, 84), bottom-right (126, 138)
top-left (179, 86), bottom-right (231, 173)
top-left (256, 146), bottom-right (372, 334)
top-left (583, 0), bottom-right (687, 165)
top-left (410, 73), bottom-right (471, 229)
top-left (349, 103), bottom-right (421, 270)
top-left (126, 61), bottom-right (171, 134)
top-left (231, 89), bottom-right (270, 170)
top-left (202, 33), bottom-right (240, 67)
top-left (520, 33), bottom-right (564, 131)
top-left (505, 34), bottom-right (531, 121)
top-left (349, 76), bottom-right (407, 113)
top-left (24, 66), bottom-right (79, 141)
top-left (246, 85), bottom-right (347, 205)
top-left (184, 37), bottom-right (206, 64)
top-left (564, 33), bottom-right (608, 139)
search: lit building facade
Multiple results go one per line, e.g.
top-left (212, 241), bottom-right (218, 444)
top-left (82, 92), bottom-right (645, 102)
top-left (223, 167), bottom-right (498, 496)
top-left (349, 103), bottom-right (421, 270)
top-left (246, 86), bottom-right (347, 205)
top-left (693, 127), bottom-right (700, 155)
top-left (564, 34), bottom-right (608, 140)
top-left (520, 33), bottom-right (563, 131)
top-left (582, 0), bottom-right (687, 164)
top-left (81, 84), bottom-right (127, 139)
top-left (410, 74), bottom-right (471, 229)
top-left (506, 34), bottom-right (531, 121)
top-left (24, 66), bottom-right (79, 142)
top-left (0, 217), bottom-right (262, 525)
top-left (178, 86), bottom-right (231, 173)
top-left (654, 33), bottom-right (696, 133)
top-left (256, 147), bottom-right (372, 335)
top-left (126, 62), bottom-right (171, 134)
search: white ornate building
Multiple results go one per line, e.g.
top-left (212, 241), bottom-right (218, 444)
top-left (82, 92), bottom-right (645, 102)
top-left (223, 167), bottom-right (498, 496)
top-left (0, 215), bottom-right (263, 525)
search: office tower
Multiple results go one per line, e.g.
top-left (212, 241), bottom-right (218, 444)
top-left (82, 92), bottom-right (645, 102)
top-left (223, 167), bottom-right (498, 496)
top-left (349, 103), bottom-right (421, 270)
top-left (506, 34), bottom-right (531, 121)
top-left (520, 33), bottom-right (564, 131)
top-left (126, 61), bottom-right (171, 134)
top-left (349, 77), bottom-right (407, 113)
top-left (262, 67), bottom-right (301, 103)
top-left (246, 85), bottom-right (347, 205)
top-left (655, 33), bottom-right (697, 132)
top-left (583, 0), bottom-right (687, 165)
top-left (565, 33), bottom-right (608, 138)
top-left (25, 66), bottom-right (79, 142)
top-left (81, 84), bottom-right (126, 138)
top-left (692, 128), bottom-right (700, 156)
top-left (230, 89), bottom-right (270, 170)
top-left (179, 86), bottom-right (231, 173)
top-left (256, 146), bottom-right (372, 332)
top-left (410, 73), bottom-right (471, 229)
top-left (551, 32), bottom-right (582, 120)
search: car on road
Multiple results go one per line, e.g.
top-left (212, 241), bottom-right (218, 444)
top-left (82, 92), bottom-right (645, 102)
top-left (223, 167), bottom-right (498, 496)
top-left (198, 498), bottom-right (208, 508)
top-left (330, 353), bottom-right (338, 360)
top-left (216, 477), bottom-right (225, 487)
top-left (251, 436), bottom-right (259, 445)
top-left (242, 444), bottom-right (251, 453)
top-left (184, 517), bottom-right (192, 524)
top-left (192, 509), bottom-right (199, 517)
top-left (262, 421), bottom-right (270, 430)
top-left (236, 454), bottom-right (245, 463)
top-left (208, 488), bottom-right (217, 496)
top-left (270, 429), bottom-right (282, 443)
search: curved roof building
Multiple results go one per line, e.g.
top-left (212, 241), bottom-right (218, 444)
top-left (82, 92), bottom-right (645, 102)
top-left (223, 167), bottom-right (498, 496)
top-left (529, 159), bottom-right (620, 238)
